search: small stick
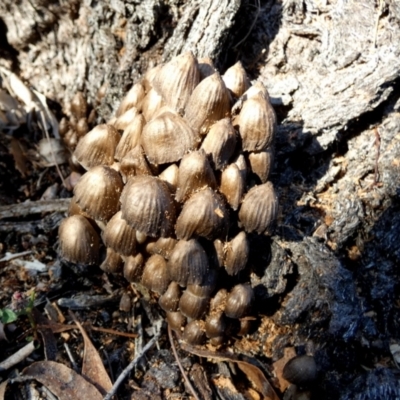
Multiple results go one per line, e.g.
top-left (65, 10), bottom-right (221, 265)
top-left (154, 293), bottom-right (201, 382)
top-left (0, 199), bottom-right (70, 219)
top-left (373, 0), bottom-right (384, 48)
top-left (373, 126), bottom-right (381, 186)
top-left (0, 250), bottom-right (32, 263)
top-left (103, 320), bottom-right (163, 400)
top-left (63, 343), bottom-right (79, 372)
top-left (0, 340), bottom-right (36, 372)
top-left (167, 325), bottom-right (200, 400)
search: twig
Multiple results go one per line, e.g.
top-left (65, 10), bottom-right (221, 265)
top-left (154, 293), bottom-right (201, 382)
top-left (373, 126), bottom-right (381, 186)
top-left (0, 340), bottom-right (37, 372)
top-left (103, 320), bottom-right (163, 400)
top-left (64, 343), bottom-right (79, 372)
top-left (0, 250), bottom-right (32, 263)
top-left (0, 199), bottom-right (70, 219)
top-left (168, 325), bottom-right (200, 400)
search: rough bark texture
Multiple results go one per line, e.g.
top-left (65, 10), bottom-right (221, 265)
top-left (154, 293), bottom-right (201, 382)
top-left (2, 0), bottom-right (400, 398)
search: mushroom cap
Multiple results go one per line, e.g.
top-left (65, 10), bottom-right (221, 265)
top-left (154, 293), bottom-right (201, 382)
top-left (238, 182), bottom-right (278, 235)
top-left (120, 175), bottom-right (176, 237)
top-left (74, 165), bottom-right (124, 222)
top-left (73, 124), bottom-right (120, 170)
top-left (58, 215), bottom-right (100, 265)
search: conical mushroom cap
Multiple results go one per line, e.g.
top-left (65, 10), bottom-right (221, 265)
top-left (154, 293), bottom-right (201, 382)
top-left (74, 124), bottom-right (120, 170)
top-left (120, 175), bottom-right (176, 237)
top-left (115, 113), bottom-right (145, 160)
top-left (59, 215), bottom-right (100, 265)
top-left (224, 284), bottom-right (254, 319)
top-left (141, 110), bottom-right (198, 165)
top-left (219, 163), bottom-right (245, 211)
top-left (200, 118), bottom-right (237, 170)
top-left (142, 88), bottom-right (165, 122)
top-left (224, 231), bottom-right (249, 275)
top-left (222, 61), bottom-right (250, 99)
top-left (116, 82), bottom-right (145, 116)
top-left (185, 72), bottom-right (231, 134)
top-left (142, 254), bottom-right (170, 294)
top-left (175, 150), bottom-right (217, 203)
top-left (74, 165), bottom-right (124, 222)
top-left (175, 188), bottom-right (228, 240)
top-left (238, 182), bottom-right (278, 235)
top-left (102, 211), bottom-right (137, 256)
top-left (248, 148), bottom-right (274, 183)
top-left (113, 107), bottom-right (141, 131)
top-left (167, 239), bottom-right (209, 286)
top-left (119, 145), bottom-right (152, 180)
top-left (153, 51), bottom-right (200, 113)
top-left (235, 92), bottom-right (276, 151)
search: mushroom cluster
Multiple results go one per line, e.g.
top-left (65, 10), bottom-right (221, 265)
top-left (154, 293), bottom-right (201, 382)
top-left (59, 52), bottom-right (278, 345)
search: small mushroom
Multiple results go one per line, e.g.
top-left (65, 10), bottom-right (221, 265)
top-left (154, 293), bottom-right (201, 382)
top-left (120, 175), bottom-right (176, 237)
top-left (74, 165), bottom-right (124, 222)
top-left (282, 355), bottom-right (317, 387)
top-left (59, 215), bottom-right (100, 265)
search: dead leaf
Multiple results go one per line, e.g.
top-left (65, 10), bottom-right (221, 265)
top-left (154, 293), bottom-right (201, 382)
top-left (69, 311), bottom-right (113, 395)
top-left (20, 361), bottom-right (103, 400)
top-left (181, 342), bottom-right (280, 400)
top-left (272, 347), bottom-right (297, 392)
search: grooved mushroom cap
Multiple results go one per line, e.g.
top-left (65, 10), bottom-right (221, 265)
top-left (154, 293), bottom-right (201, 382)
top-left (185, 72), bottom-right (231, 134)
top-left (167, 239), bottom-right (209, 286)
top-left (224, 284), bottom-right (254, 319)
top-left (116, 82), bottom-right (145, 116)
top-left (235, 92), bottom-right (276, 151)
top-left (153, 51), bottom-right (200, 113)
top-left (120, 175), bottom-right (176, 237)
top-left (141, 110), bottom-right (198, 165)
top-left (175, 150), bottom-right (217, 203)
top-left (224, 231), bottom-right (249, 276)
top-left (219, 163), bottom-right (245, 211)
top-left (200, 117), bottom-right (237, 170)
top-left (73, 124), bottom-right (120, 170)
top-left (159, 281), bottom-right (181, 312)
top-left (59, 215), bottom-right (100, 265)
top-left (102, 211), bottom-right (137, 256)
top-left (238, 182), bottom-right (278, 235)
top-left (73, 165), bottom-right (124, 222)
top-left (114, 113), bottom-right (145, 160)
top-left (175, 188), bottom-right (229, 240)
top-left (141, 254), bottom-right (170, 294)
top-left (179, 290), bottom-right (209, 319)
top-left (248, 148), bottom-right (274, 183)
top-left (222, 61), bottom-right (250, 99)
top-left (182, 320), bottom-right (206, 345)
